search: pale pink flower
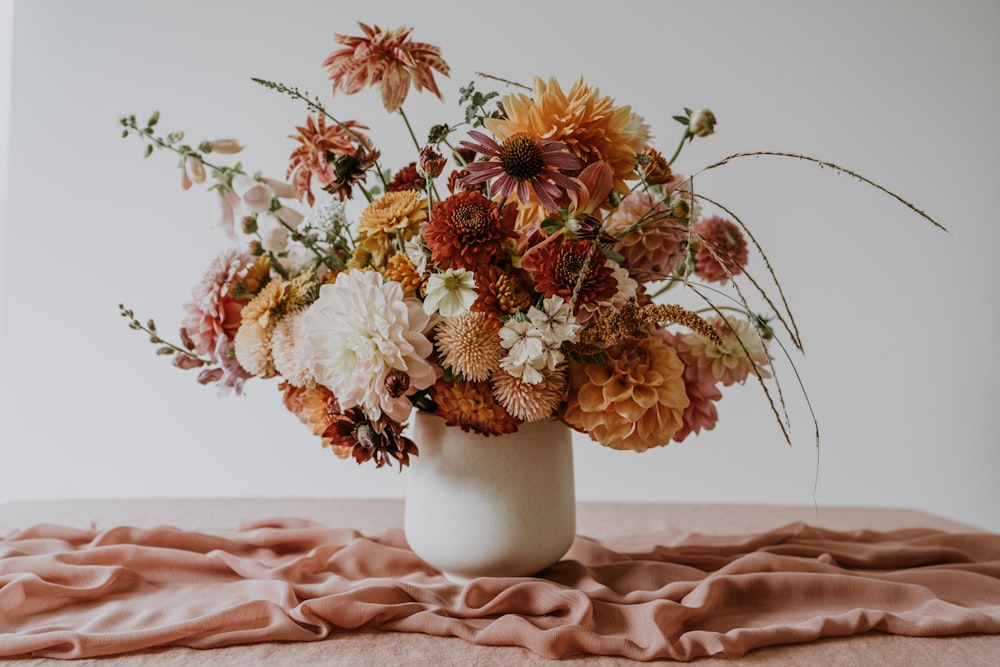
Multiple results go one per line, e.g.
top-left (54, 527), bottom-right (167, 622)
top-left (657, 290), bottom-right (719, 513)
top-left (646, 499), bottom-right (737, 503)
top-left (671, 316), bottom-right (771, 387)
top-left (262, 177), bottom-right (296, 199)
top-left (231, 173), bottom-right (273, 214)
top-left (299, 269), bottom-right (436, 421)
top-left (181, 248), bottom-right (256, 395)
top-left (184, 154), bottom-right (206, 184)
top-left (604, 191), bottom-right (688, 282)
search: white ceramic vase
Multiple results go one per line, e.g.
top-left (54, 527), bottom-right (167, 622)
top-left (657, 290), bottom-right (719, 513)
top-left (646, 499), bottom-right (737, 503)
top-left (404, 410), bottom-right (576, 582)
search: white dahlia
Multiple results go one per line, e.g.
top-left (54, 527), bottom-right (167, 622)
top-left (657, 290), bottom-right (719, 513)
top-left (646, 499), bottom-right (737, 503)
top-left (299, 269), bottom-right (436, 421)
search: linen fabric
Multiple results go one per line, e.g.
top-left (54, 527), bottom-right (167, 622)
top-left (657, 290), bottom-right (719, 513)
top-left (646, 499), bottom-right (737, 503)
top-left (1, 519), bottom-right (999, 661)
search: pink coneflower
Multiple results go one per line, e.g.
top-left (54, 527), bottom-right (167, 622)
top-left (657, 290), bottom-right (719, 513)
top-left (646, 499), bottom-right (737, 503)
top-left (323, 22), bottom-right (449, 113)
top-left (459, 130), bottom-right (583, 214)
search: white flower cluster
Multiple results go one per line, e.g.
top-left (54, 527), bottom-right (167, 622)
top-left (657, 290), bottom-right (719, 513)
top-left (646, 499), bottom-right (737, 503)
top-left (498, 296), bottom-right (581, 384)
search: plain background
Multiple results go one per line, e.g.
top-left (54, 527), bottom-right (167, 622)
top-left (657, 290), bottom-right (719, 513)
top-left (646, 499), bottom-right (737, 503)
top-left (1, 1), bottom-right (998, 532)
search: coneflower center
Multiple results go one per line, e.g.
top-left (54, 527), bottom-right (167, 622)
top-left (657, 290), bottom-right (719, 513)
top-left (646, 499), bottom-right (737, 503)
top-left (498, 133), bottom-right (545, 180)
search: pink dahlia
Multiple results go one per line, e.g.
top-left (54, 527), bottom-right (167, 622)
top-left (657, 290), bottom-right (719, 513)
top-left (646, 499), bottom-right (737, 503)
top-left (692, 216), bottom-right (749, 284)
top-left (323, 22), bottom-right (449, 113)
top-left (604, 191), bottom-right (688, 282)
top-left (671, 316), bottom-right (771, 387)
top-left (181, 248), bottom-right (256, 395)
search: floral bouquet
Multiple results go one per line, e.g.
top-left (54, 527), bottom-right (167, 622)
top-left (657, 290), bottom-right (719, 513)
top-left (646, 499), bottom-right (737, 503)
top-left (119, 22), bottom-right (938, 470)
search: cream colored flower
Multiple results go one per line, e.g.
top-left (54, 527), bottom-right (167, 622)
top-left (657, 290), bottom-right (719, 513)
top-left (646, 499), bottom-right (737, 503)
top-left (423, 268), bottom-right (476, 318)
top-left (299, 268), bottom-right (435, 421)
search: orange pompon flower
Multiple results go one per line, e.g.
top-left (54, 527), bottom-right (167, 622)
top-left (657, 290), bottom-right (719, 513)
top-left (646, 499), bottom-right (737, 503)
top-left (287, 113), bottom-right (370, 205)
top-left (280, 381), bottom-right (352, 459)
top-left (425, 191), bottom-right (516, 270)
top-left (430, 378), bottom-right (521, 436)
top-left (563, 335), bottom-right (689, 452)
top-left (485, 77), bottom-right (643, 197)
top-left (471, 264), bottom-right (533, 328)
top-left (491, 363), bottom-right (568, 422)
top-left (435, 311), bottom-right (505, 382)
top-left (323, 22), bottom-right (450, 113)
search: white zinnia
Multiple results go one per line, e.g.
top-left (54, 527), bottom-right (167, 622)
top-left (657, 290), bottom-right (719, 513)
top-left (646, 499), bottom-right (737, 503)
top-left (422, 268), bottom-right (477, 318)
top-left (299, 269), bottom-right (436, 421)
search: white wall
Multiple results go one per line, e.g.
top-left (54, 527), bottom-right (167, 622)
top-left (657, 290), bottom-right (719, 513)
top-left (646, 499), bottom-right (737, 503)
top-left (2, 0), bottom-right (998, 532)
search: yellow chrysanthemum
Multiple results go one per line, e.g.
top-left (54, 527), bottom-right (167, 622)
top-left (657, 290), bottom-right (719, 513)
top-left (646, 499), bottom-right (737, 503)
top-left (485, 76), bottom-right (643, 224)
top-left (355, 190), bottom-right (427, 266)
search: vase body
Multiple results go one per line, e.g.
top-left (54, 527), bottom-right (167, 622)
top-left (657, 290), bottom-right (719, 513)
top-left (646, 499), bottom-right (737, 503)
top-left (404, 411), bottom-right (576, 582)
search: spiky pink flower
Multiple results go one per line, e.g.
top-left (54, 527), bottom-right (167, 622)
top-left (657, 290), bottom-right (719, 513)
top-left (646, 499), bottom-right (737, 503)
top-left (323, 22), bottom-right (450, 113)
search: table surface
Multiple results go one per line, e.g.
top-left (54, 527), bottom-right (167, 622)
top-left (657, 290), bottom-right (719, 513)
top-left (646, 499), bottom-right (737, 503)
top-left (2, 498), bottom-right (998, 666)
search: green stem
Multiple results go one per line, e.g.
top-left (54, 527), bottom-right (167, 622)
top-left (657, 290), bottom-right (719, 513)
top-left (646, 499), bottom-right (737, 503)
top-left (667, 131), bottom-right (692, 166)
top-left (398, 108), bottom-right (422, 152)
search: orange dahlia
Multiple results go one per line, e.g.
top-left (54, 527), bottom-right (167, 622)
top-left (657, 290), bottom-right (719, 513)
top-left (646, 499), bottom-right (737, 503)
top-left (430, 378), bottom-right (520, 436)
top-left (485, 77), bottom-right (643, 197)
top-left (563, 335), bottom-right (689, 451)
top-left (424, 191), bottom-right (516, 270)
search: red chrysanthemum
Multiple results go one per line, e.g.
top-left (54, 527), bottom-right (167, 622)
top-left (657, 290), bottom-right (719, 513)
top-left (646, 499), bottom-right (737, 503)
top-left (521, 238), bottom-right (618, 312)
top-left (386, 162), bottom-right (426, 192)
top-left (424, 191), bottom-right (516, 270)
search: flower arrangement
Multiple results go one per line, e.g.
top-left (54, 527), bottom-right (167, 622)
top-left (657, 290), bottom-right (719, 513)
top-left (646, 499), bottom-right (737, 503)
top-left (119, 22), bottom-right (941, 469)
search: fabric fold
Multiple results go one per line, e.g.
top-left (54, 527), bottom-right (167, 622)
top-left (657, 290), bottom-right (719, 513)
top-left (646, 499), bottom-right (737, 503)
top-left (1, 519), bottom-right (999, 661)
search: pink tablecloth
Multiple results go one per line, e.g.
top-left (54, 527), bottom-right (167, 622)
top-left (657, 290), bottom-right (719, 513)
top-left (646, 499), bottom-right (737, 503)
top-left (2, 499), bottom-right (999, 665)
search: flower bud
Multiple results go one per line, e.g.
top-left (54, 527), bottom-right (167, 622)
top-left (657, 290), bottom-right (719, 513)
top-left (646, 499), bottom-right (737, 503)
top-left (418, 145), bottom-right (446, 178)
top-left (184, 154), bottom-right (206, 184)
top-left (640, 148), bottom-right (672, 185)
top-left (688, 108), bottom-right (717, 138)
top-left (208, 139), bottom-right (243, 154)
